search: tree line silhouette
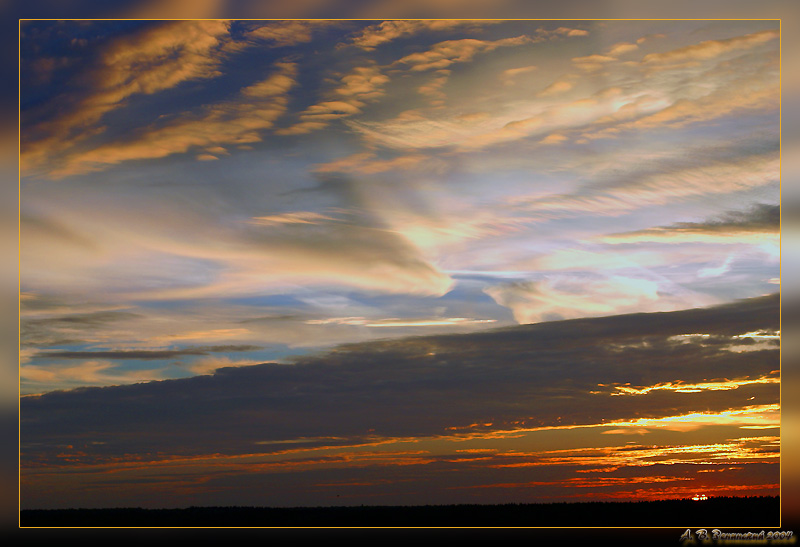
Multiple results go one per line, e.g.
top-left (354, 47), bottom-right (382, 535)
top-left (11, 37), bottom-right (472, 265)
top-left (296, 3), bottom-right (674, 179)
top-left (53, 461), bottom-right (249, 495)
top-left (20, 496), bottom-right (779, 528)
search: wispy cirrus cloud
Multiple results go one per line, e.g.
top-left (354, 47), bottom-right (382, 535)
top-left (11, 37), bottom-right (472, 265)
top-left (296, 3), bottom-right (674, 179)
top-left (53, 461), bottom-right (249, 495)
top-left (393, 35), bottom-right (536, 72)
top-left (345, 26), bottom-right (777, 154)
top-left (344, 21), bottom-right (588, 52)
top-left (21, 20), bottom-right (235, 175)
top-left (641, 29), bottom-right (779, 65)
top-left (483, 275), bottom-right (690, 324)
top-left (244, 20), bottom-right (335, 47)
top-left (248, 211), bottom-right (343, 226)
top-left (344, 20), bottom-right (502, 50)
top-left (509, 152), bottom-right (778, 221)
top-left (45, 60), bottom-right (299, 176)
top-left (276, 63), bottom-right (389, 135)
top-left (313, 151), bottom-right (444, 175)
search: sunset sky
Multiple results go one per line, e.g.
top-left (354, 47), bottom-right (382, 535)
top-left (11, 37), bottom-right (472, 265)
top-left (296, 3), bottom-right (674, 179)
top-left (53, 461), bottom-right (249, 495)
top-left (19, 19), bottom-right (780, 510)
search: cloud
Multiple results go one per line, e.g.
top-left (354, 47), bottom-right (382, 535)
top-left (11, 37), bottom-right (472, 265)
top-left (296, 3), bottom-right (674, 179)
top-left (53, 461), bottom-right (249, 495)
top-left (347, 27), bottom-right (777, 154)
top-left (35, 345), bottom-right (263, 360)
top-left (554, 27), bottom-right (589, 38)
top-left (22, 21), bottom-right (235, 175)
top-left (305, 316), bottom-right (496, 328)
top-left (74, 186), bottom-right (455, 302)
top-left (249, 211), bottom-right (342, 226)
top-left (394, 35), bottom-right (535, 72)
top-left (501, 65), bottom-right (537, 81)
top-left (606, 42), bottom-right (638, 57)
top-left (45, 61), bottom-right (299, 176)
top-left (335, 65), bottom-right (391, 100)
top-left (603, 80), bottom-right (777, 136)
top-left (181, 355), bottom-right (261, 376)
top-left (386, 89), bottom-right (623, 151)
top-left (345, 20), bottom-right (502, 50)
top-left (344, 20), bottom-right (589, 53)
top-left (536, 78), bottom-right (574, 97)
top-left (346, 114), bottom-right (489, 150)
top-left (244, 20), bottom-right (332, 47)
top-left (417, 69), bottom-right (451, 105)
top-left (519, 247), bottom-right (709, 273)
top-left (20, 360), bottom-right (167, 391)
top-left (513, 152), bottom-right (779, 220)
top-left (636, 33), bottom-right (666, 45)
top-left (313, 152), bottom-right (442, 175)
top-left (600, 204), bottom-right (780, 244)
top-left (20, 293), bottom-right (779, 466)
top-left (275, 63), bottom-right (388, 135)
top-left (539, 133), bottom-right (568, 145)
top-left (642, 29), bottom-right (779, 65)
top-left (23, 311), bottom-right (140, 329)
top-left (483, 276), bottom-right (671, 324)
top-left (571, 54), bottom-right (616, 71)
top-left (235, 205), bottom-right (455, 297)
top-left (21, 310), bottom-right (143, 349)
top-left (22, 163), bottom-right (456, 308)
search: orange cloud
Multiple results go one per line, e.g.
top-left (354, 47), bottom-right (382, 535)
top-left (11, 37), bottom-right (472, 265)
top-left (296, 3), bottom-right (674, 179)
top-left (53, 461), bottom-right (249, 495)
top-left (249, 211), bottom-right (342, 226)
top-left (537, 78), bottom-right (574, 97)
top-left (642, 29), bottom-right (779, 65)
top-left (347, 20), bottom-right (500, 50)
top-left (501, 65), bottom-right (537, 86)
top-left (48, 61), bottom-right (298, 176)
top-left (395, 35), bottom-right (535, 72)
top-left (608, 376), bottom-right (780, 396)
top-left (20, 360), bottom-right (166, 391)
top-left (417, 70), bottom-right (451, 105)
top-left (276, 64), bottom-right (388, 135)
top-left (22, 21), bottom-right (234, 175)
top-left (245, 20), bottom-right (333, 46)
top-left (313, 152), bottom-right (438, 175)
top-left (606, 42), bottom-right (639, 57)
top-left (571, 54), bottom-right (616, 71)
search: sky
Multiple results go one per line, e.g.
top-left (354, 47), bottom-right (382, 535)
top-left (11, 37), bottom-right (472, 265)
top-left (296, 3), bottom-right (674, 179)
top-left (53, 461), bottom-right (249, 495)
top-left (19, 19), bottom-right (781, 511)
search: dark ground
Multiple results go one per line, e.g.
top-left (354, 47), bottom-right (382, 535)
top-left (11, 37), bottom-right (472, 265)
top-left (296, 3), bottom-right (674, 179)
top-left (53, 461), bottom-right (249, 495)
top-left (20, 496), bottom-right (780, 528)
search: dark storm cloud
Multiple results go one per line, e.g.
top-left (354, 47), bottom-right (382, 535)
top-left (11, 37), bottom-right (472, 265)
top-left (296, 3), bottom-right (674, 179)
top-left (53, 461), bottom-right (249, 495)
top-left (36, 345), bottom-right (264, 360)
top-left (20, 294), bottom-right (779, 465)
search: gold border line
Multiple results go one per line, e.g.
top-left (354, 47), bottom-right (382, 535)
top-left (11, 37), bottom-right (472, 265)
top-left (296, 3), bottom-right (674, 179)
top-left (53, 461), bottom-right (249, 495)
top-left (17, 17), bottom-right (784, 531)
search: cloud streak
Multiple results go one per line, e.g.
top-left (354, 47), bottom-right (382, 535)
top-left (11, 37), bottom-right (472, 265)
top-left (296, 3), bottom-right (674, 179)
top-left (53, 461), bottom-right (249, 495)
top-left (47, 60), bottom-right (299, 176)
top-left (601, 204), bottom-right (780, 244)
top-left (21, 293), bottom-right (779, 461)
top-left (36, 345), bottom-right (263, 360)
top-left (21, 21), bottom-right (235, 175)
